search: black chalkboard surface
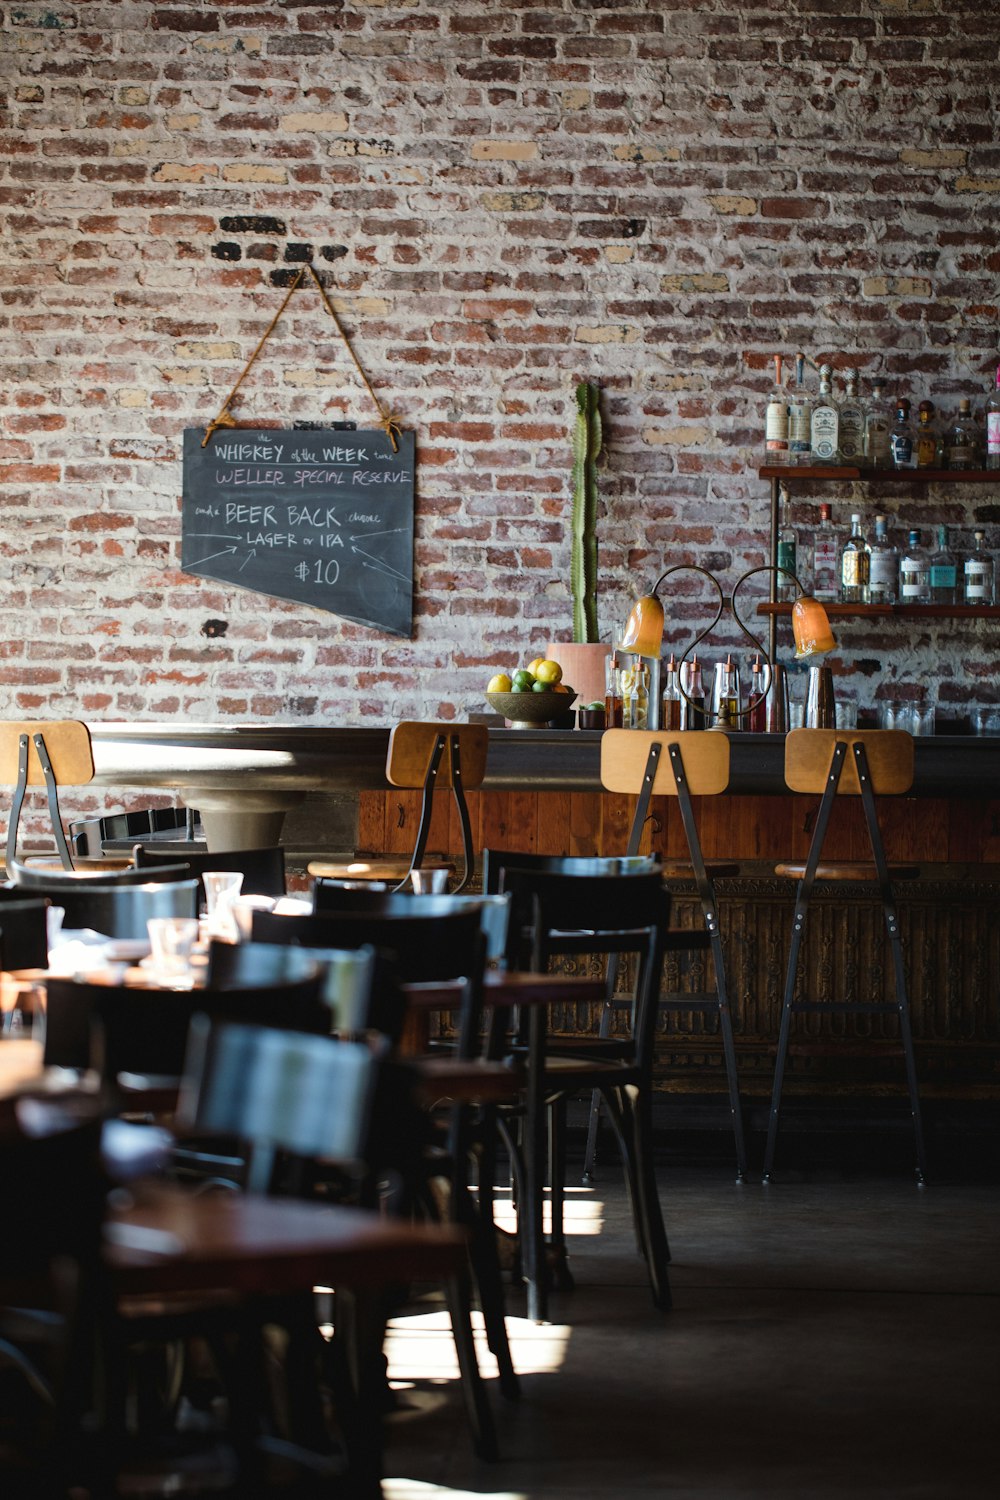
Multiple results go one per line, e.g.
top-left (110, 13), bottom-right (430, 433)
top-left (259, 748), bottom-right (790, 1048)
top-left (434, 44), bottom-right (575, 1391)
top-left (181, 427), bottom-right (414, 636)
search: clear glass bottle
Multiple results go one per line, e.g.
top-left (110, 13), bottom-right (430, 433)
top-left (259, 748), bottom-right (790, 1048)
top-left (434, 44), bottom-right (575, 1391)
top-left (916, 400), bottom-right (938, 468)
top-left (890, 398), bottom-right (916, 469)
top-left (986, 365), bottom-right (1000, 471)
top-left (964, 530), bottom-right (994, 606)
top-left (840, 512), bottom-right (871, 603)
top-left (864, 380), bottom-right (892, 467)
top-left (711, 656), bottom-right (741, 732)
top-left (747, 655), bottom-right (767, 732)
top-left (810, 363), bottom-right (840, 463)
top-left (604, 649), bottom-right (623, 728)
top-left (929, 525), bottom-right (957, 604)
top-left (662, 653), bottom-right (682, 731)
top-left (837, 368), bottom-right (865, 464)
top-left (679, 656), bottom-right (706, 729)
top-left (898, 529), bottom-right (931, 604)
top-left (764, 353), bottom-right (789, 465)
top-left (810, 502), bottom-right (840, 601)
top-left (947, 398), bottom-right (977, 470)
top-left (622, 660), bottom-right (649, 730)
top-left (776, 483), bottom-right (797, 600)
top-left (787, 352), bottom-right (812, 466)
top-left (868, 514), bottom-right (898, 604)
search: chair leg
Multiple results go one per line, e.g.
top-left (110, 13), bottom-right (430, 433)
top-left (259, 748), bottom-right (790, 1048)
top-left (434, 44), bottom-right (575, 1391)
top-left (610, 1084), bottom-right (671, 1310)
top-left (763, 887), bottom-right (809, 1184)
top-left (444, 1267), bottom-right (499, 1461)
top-left (884, 903), bottom-right (928, 1185)
top-left (547, 1094), bottom-right (574, 1291)
top-left (709, 928), bottom-right (747, 1181)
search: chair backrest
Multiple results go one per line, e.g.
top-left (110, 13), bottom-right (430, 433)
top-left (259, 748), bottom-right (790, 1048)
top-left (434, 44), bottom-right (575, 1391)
top-left (70, 805), bottom-right (196, 858)
top-left (384, 721), bottom-right (489, 894)
top-left (0, 896), bottom-right (50, 970)
top-left (600, 728), bottom-right (731, 797)
top-left (784, 728), bottom-right (915, 796)
top-left (481, 849), bottom-right (660, 894)
top-left (134, 844), bottom-right (286, 899)
top-left (0, 721), bottom-right (95, 872)
top-left (206, 938), bottom-right (401, 1042)
top-left (32, 878), bottom-right (200, 940)
top-left (43, 969), bottom-right (328, 1081)
top-left (176, 1021), bottom-right (383, 1193)
top-left (310, 884), bottom-right (511, 964)
top-left (8, 857), bottom-right (195, 889)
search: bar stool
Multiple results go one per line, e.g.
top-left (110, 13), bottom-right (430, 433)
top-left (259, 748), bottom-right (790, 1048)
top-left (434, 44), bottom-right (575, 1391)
top-left (598, 729), bottom-right (747, 1180)
top-left (763, 728), bottom-right (926, 1185)
top-left (308, 721), bottom-right (488, 893)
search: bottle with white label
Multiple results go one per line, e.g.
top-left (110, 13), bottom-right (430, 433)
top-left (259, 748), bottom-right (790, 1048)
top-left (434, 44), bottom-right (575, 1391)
top-left (964, 531), bottom-right (994, 605)
top-left (764, 353), bottom-right (789, 464)
top-left (864, 382), bottom-right (892, 467)
top-left (837, 369), bottom-right (865, 464)
top-left (868, 514), bottom-right (897, 604)
top-left (946, 398), bottom-right (977, 470)
top-left (840, 513), bottom-right (871, 603)
top-left (810, 503), bottom-right (840, 601)
top-left (810, 364), bottom-right (840, 463)
top-left (899, 529), bottom-right (931, 604)
top-left (787, 353), bottom-right (812, 465)
top-left (986, 366), bottom-right (1000, 470)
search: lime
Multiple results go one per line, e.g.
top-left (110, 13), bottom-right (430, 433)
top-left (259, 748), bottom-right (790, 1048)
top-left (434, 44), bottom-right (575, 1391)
top-left (531, 679), bottom-right (552, 693)
top-left (587, 701), bottom-right (604, 710)
top-left (512, 669), bottom-right (535, 692)
top-left (486, 673), bottom-right (512, 693)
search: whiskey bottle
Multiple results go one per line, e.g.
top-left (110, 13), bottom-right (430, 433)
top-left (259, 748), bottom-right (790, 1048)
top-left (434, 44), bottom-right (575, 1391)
top-left (840, 513), bottom-right (871, 603)
top-left (929, 526), bottom-right (957, 604)
top-left (868, 514), bottom-right (898, 604)
top-left (899, 529), bottom-right (931, 604)
top-left (747, 655), bottom-right (767, 732)
top-left (810, 502), bottom-right (840, 601)
top-left (679, 656), bottom-right (706, 729)
top-left (662, 653), bottom-right (682, 731)
top-left (890, 398), bottom-right (916, 469)
top-left (864, 381), bottom-right (892, 467)
top-left (916, 401), bottom-right (938, 468)
top-left (837, 369), bottom-right (865, 464)
top-left (810, 364), bottom-right (840, 463)
top-left (787, 353), bottom-right (812, 465)
top-left (986, 366), bottom-right (1000, 471)
top-left (776, 483), bottom-right (797, 600)
top-left (964, 531), bottom-right (994, 606)
top-left (946, 398), bottom-right (976, 470)
top-left (764, 354), bottom-right (789, 465)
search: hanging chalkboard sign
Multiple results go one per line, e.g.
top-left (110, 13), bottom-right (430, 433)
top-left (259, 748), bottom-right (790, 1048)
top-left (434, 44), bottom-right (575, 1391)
top-left (181, 426), bottom-right (414, 637)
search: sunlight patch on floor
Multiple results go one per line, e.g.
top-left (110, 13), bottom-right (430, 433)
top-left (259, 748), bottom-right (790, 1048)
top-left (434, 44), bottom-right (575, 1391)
top-left (386, 1308), bottom-right (571, 1381)
top-left (491, 1185), bottom-right (605, 1237)
top-left (384, 1482), bottom-right (526, 1500)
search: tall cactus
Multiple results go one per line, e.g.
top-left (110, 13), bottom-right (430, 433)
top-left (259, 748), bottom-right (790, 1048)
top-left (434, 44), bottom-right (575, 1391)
top-left (571, 380), bottom-right (602, 643)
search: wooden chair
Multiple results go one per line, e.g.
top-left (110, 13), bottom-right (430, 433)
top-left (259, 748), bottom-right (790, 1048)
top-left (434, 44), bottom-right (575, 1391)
top-left (763, 729), bottom-right (926, 1184)
top-left (0, 720), bottom-right (96, 873)
top-left (307, 721), bottom-right (489, 893)
top-left (134, 844), bottom-right (286, 899)
top-left (599, 729), bottom-right (747, 1180)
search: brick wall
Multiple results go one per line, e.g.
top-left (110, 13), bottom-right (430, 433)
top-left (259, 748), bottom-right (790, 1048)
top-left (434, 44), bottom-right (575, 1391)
top-left (2, 0), bottom-right (1000, 825)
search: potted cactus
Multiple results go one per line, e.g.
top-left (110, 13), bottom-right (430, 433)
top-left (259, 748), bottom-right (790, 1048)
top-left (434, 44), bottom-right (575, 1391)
top-left (545, 381), bottom-right (610, 712)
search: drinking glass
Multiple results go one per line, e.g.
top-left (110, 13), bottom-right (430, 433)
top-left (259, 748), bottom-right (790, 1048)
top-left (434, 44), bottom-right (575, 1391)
top-left (202, 871), bottom-right (244, 942)
top-left (411, 867), bottom-right (449, 894)
top-left (146, 916), bottom-right (199, 987)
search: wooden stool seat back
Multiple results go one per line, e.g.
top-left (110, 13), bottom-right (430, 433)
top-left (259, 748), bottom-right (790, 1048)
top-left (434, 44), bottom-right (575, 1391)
top-left (783, 727), bottom-right (914, 797)
top-left (0, 720), bottom-right (95, 873)
top-left (601, 727), bottom-right (730, 800)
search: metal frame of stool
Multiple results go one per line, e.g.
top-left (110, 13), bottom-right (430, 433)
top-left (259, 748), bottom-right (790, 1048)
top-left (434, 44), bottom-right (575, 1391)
top-left (8, 731), bottom-right (75, 872)
top-left (395, 729), bottom-right (475, 894)
top-left (762, 737), bottom-right (927, 1185)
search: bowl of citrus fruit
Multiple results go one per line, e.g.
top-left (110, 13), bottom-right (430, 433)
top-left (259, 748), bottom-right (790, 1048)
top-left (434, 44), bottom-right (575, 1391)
top-left (485, 658), bottom-right (578, 728)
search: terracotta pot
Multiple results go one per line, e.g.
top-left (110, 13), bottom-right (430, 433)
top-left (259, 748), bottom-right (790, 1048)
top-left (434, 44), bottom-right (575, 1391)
top-left (545, 641), bottom-right (611, 714)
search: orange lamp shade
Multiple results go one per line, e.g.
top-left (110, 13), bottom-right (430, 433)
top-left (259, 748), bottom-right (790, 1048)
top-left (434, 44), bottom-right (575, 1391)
top-left (792, 595), bottom-right (837, 659)
top-left (620, 594), bottom-right (665, 658)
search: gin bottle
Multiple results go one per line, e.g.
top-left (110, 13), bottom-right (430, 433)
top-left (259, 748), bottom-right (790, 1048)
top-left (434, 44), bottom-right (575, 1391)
top-left (890, 399), bottom-right (916, 469)
top-left (916, 401), bottom-right (938, 468)
top-left (787, 353), bottom-right (812, 465)
top-left (810, 503), bottom-right (840, 601)
top-left (929, 525), bottom-right (957, 604)
top-left (840, 513), bottom-right (871, 603)
top-left (764, 354), bottom-right (789, 465)
top-left (864, 381), bottom-right (892, 467)
top-left (810, 364), bottom-right (840, 463)
top-left (868, 514), bottom-right (897, 604)
top-left (946, 398), bottom-right (976, 470)
top-left (964, 531), bottom-right (994, 606)
top-left (986, 366), bottom-right (1000, 470)
top-left (898, 529), bottom-right (931, 604)
top-left (837, 369), bottom-right (865, 464)
top-left (776, 484), bottom-right (797, 600)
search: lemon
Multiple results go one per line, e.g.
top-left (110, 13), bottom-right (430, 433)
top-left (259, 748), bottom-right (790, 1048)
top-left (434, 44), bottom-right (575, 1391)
top-left (534, 659), bottom-right (562, 685)
top-left (527, 657), bottom-right (546, 676)
top-left (487, 673), bottom-right (512, 693)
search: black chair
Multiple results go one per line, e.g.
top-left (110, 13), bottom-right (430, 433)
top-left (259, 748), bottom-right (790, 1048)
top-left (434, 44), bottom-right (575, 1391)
top-left (70, 805), bottom-right (199, 858)
top-left (0, 895), bottom-right (50, 972)
top-left (15, 878), bottom-right (199, 941)
top-left (7, 857), bottom-right (194, 888)
top-left (134, 845), bottom-right (286, 900)
top-left (310, 883), bottom-right (513, 966)
top-left (495, 868), bottom-right (673, 1313)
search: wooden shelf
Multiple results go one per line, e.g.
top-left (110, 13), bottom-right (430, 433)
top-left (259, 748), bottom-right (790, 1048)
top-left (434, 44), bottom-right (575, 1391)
top-left (759, 464), bottom-right (999, 484)
top-left (757, 602), bottom-right (1000, 619)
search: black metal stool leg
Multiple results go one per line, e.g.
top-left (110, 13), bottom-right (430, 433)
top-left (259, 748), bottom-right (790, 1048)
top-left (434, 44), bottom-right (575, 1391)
top-left (763, 887), bottom-right (809, 1183)
top-left (709, 928), bottom-right (747, 1181)
top-left (884, 899), bottom-right (928, 1185)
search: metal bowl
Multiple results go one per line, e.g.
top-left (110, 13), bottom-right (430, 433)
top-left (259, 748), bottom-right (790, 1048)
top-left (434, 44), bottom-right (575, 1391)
top-left (486, 689), bottom-right (578, 728)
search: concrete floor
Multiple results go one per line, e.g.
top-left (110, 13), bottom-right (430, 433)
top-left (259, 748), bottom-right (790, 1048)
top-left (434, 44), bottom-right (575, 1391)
top-left (382, 1148), bottom-right (1000, 1500)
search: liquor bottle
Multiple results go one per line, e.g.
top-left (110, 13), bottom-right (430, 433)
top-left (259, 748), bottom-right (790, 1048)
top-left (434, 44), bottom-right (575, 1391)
top-left (787, 353), bottom-right (812, 465)
top-left (810, 502), bottom-right (840, 601)
top-left (776, 483), bottom-right (797, 600)
top-left (662, 653), bottom-right (682, 731)
top-left (764, 354), bottom-right (789, 465)
top-left (946, 398), bottom-right (977, 470)
top-left (679, 656), bottom-right (706, 729)
top-left (840, 512), bottom-right (871, 603)
top-left (604, 649), bottom-right (623, 728)
top-left (868, 514), bottom-right (898, 604)
top-left (986, 366), bottom-right (1000, 470)
top-left (890, 398), bottom-right (916, 469)
top-left (837, 369), bottom-right (865, 464)
top-left (711, 656), bottom-right (741, 731)
top-left (928, 525), bottom-right (957, 604)
top-left (915, 400), bottom-right (938, 468)
top-left (622, 660), bottom-right (649, 729)
top-left (964, 530), bottom-right (994, 606)
top-left (864, 381), bottom-right (892, 467)
top-left (747, 655), bottom-right (767, 732)
top-left (898, 529), bottom-right (931, 604)
top-left (810, 363), bottom-right (840, 463)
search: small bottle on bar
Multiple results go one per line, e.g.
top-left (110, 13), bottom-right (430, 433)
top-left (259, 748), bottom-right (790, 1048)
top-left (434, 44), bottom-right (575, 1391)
top-left (747, 655), bottom-right (767, 732)
top-left (661, 654), bottom-right (682, 731)
top-left (899, 529), bottom-right (931, 604)
top-left (680, 656), bottom-right (706, 730)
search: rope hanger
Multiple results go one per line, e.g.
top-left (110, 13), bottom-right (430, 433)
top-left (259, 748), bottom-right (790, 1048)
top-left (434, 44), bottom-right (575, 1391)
top-left (202, 262), bottom-right (401, 452)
